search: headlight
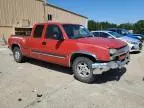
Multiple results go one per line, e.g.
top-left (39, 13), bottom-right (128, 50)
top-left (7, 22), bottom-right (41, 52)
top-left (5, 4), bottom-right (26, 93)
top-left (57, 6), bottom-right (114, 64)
top-left (109, 49), bottom-right (117, 55)
top-left (109, 49), bottom-right (117, 60)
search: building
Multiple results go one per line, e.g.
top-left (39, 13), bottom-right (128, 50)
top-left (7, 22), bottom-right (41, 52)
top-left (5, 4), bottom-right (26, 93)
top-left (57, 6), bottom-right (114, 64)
top-left (0, 0), bottom-right (88, 39)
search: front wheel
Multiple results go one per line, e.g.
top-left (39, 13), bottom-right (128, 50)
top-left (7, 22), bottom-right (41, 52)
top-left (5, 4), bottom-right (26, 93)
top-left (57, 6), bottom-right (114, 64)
top-left (72, 57), bottom-right (95, 83)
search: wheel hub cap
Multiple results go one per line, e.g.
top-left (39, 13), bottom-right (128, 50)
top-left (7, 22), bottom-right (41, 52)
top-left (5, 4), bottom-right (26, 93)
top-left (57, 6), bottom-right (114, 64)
top-left (15, 51), bottom-right (20, 60)
top-left (77, 62), bottom-right (90, 77)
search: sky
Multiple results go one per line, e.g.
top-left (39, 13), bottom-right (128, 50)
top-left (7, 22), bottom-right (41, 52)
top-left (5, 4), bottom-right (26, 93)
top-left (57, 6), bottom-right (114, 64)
top-left (48, 0), bottom-right (144, 24)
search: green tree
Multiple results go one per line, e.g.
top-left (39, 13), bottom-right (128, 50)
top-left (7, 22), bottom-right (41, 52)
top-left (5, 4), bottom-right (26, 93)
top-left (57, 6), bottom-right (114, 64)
top-left (118, 23), bottom-right (134, 30)
top-left (88, 20), bottom-right (117, 31)
top-left (133, 20), bottom-right (144, 34)
top-left (88, 20), bottom-right (97, 31)
top-left (99, 21), bottom-right (117, 30)
top-left (88, 19), bottom-right (144, 34)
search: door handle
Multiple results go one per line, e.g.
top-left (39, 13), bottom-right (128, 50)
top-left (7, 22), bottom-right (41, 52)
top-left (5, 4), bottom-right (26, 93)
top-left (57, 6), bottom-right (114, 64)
top-left (42, 41), bottom-right (47, 45)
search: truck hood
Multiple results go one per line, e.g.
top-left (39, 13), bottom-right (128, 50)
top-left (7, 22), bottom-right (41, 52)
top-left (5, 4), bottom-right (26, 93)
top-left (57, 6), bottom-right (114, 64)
top-left (77, 37), bottom-right (126, 49)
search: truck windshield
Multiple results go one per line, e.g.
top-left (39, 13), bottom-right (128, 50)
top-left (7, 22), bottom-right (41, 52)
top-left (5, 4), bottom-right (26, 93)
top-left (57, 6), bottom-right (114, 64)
top-left (108, 31), bottom-right (123, 38)
top-left (63, 24), bottom-right (92, 39)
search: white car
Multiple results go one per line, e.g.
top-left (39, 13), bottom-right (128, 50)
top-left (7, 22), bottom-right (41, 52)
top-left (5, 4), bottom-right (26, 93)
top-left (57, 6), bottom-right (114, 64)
top-left (91, 31), bottom-right (142, 52)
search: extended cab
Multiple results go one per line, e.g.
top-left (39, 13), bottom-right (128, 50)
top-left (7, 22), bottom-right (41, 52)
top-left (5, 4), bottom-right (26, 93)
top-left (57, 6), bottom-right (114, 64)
top-left (8, 22), bottom-right (130, 83)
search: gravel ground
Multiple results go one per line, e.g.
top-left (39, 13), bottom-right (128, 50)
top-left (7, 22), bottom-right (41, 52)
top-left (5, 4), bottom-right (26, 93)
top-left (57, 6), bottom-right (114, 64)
top-left (0, 46), bottom-right (144, 108)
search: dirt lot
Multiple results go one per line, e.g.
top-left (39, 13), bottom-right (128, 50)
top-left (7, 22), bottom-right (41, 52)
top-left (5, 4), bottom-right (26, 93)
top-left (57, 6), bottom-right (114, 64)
top-left (0, 46), bottom-right (144, 108)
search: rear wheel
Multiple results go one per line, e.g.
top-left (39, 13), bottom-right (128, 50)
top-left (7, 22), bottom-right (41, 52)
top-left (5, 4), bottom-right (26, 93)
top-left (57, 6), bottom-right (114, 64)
top-left (13, 47), bottom-right (24, 63)
top-left (72, 57), bottom-right (95, 83)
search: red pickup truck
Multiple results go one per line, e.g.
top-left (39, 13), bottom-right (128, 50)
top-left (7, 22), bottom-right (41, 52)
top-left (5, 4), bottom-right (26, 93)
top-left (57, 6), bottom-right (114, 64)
top-left (8, 22), bottom-right (130, 83)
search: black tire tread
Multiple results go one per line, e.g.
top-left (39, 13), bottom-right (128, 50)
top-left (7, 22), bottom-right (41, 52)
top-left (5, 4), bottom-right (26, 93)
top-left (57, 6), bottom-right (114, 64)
top-left (13, 47), bottom-right (24, 63)
top-left (72, 57), bottom-right (94, 83)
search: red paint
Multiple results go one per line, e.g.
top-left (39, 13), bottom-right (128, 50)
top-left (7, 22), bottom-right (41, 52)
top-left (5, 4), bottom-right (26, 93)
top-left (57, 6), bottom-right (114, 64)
top-left (8, 22), bottom-right (127, 67)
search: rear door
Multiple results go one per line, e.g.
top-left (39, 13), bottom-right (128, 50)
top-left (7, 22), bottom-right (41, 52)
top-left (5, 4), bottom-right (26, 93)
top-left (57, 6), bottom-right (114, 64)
top-left (28, 24), bottom-right (45, 58)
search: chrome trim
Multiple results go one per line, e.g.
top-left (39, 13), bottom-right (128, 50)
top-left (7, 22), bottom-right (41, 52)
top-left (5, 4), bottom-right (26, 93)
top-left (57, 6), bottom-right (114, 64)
top-left (92, 53), bottom-right (130, 74)
top-left (32, 51), bottom-right (66, 59)
top-left (112, 45), bottom-right (129, 57)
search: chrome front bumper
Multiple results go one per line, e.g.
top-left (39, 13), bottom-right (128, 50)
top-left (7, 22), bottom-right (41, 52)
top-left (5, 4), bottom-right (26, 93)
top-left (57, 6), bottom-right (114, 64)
top-left (92, 55), bottom-right (130, 74)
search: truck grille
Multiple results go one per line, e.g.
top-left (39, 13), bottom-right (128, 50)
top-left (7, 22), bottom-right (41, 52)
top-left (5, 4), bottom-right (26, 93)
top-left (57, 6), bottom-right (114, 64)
top-left (116, 45), bottom-right (129, 56)
top-left (111, 45), bottom-right (129, 61)
top-left (115, 53), bottom-right (127, 61)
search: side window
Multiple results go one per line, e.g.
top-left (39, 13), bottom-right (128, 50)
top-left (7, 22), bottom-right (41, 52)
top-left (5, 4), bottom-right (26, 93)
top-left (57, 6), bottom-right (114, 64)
top-left (100, 32), bottom-right (110, 38)
top-left (117, 30), bottom-right (122, 34)
top-left (46, 25), bottom-right (63, 40)
top-left (110, 29), bottom-right (116, 32)
top-left (93, 32), bottom-right (100, 37)
top-left (33, 25), bottom-right (44, 38)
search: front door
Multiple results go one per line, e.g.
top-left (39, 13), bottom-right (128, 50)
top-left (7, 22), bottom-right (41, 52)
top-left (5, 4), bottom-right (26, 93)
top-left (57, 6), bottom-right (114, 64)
top-left (39, 24), bottom-right (67, 66)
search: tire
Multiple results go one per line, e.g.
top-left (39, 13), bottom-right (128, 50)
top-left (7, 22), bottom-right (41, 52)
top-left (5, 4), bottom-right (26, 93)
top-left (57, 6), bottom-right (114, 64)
top-left (13, 47), bottom-right (24, 63)
top-left (72, 57), bottom-right (95, 83)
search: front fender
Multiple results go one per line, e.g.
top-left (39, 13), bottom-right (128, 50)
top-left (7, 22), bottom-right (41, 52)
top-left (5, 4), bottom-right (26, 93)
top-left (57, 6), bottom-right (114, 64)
top-left (69, 51), bottom-right (97, 67)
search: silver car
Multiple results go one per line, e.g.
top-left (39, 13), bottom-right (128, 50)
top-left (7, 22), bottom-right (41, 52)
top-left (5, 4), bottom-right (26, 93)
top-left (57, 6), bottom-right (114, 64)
top-left (91, 31), bottom-right (142, 52)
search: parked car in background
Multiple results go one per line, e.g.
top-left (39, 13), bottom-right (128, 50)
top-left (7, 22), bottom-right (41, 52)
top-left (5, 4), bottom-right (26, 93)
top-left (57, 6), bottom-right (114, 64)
top-left (8, 22), bottom-right (130, 83)
top-left (134, 34), bottom-right (144, 41)
top-left (91, 31), bottom-right (143, 52)
top-left (108, 28), bottom-right (143, 42)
